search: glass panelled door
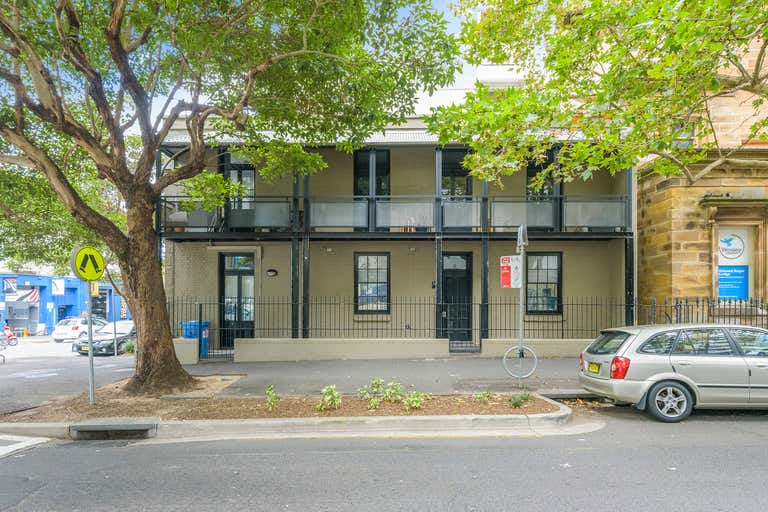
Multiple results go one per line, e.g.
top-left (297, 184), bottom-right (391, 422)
top-left (227, 155), bottom-right (257, 230)
top-left (221, 254), bottom-right (255, 350)
top-left (441, 253), bottom-right (473, 348)
top-left (526, 150), bottom-right (559, 229)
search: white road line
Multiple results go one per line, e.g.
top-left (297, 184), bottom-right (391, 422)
top-left (0, 435), bottom-right (49, 458)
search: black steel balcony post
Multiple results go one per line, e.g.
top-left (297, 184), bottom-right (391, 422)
top-left (481, 180), bottom-right (489, 340)
top-left (625, 237), bottom-right (635, 326)
top-left (434, 147), bottom-right (443, 338)
top-left (291, 176), bottom-right (300, 338)
top-left (368, 150), bottom-right (376, 232)
top-left (221, 148), bottom-right (231, 232)
top-left (302, 174), bottom-right (310, 338)
top-left (625, 167), bottom-right (633, 232)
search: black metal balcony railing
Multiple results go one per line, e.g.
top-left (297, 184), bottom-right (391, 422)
top-left (158, 194), bottom-right (629, 235)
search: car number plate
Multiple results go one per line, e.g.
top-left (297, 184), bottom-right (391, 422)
top-left (81, 345), bottom-right (88, 351)
top-left (588, 362), bottom-right (600, 373)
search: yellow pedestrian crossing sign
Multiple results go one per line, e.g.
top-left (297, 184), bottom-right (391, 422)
top-left (71, 246), bottom-right (105, 281)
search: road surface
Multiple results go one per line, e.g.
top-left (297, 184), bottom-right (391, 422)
top-left (1, 406), bottom-right (767, 511)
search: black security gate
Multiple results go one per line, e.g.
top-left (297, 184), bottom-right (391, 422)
top-left (441, 252), bottom-right (478, 352)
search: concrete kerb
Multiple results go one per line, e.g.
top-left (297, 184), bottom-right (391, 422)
top-left (0, 393), bottom-right (572, 440)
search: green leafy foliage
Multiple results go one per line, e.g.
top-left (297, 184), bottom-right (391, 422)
top-left (317, 385), bottom-right (343, 411)
top-left (430, 0), bottom-right (768, 187)
top-left (180, 173), bottom-right (244, 213)
top-left (357, 378), bottom-right (387, 410)
top-left (509, 392), bottom-right (532, 409)
top-left (124, 340), bottom-right (135, 354)
top-left (0, 0), bottom-right (459, 267)
top-left (383, 381), bottom-right (406, 403)
top-left (403, 391), bottom-right (431, 411)
top-left (265, 384), bottom-right (281, 412)
top-left (474, 391), bottom-right (493, 404)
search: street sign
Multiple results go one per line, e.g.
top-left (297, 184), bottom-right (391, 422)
top-left (70, 246), bottom-right (106, 406)
top-left (70, 246), bottom-right (105, 282)
top-left (510, 255), bottom-right (522, 288)
top-left (500, 255), bottom-right (522, 289)
top-left (500, 256), bottom-right (512, 288)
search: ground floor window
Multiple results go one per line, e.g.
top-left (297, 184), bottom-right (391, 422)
top-left (526, 252), bottom-right (562, 314)
top-left (354, 252), bottom-right (390, 313)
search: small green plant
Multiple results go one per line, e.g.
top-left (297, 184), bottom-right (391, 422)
top-left (265, 384), bottom-right (280, 411)
top-left (509, 392), bottom-right (532, 409)
top-left (357, 378), bottom-right (386, 410)
top-left (357, 378), bottom-right (385, 399)
top-left (317, 385), bottom-right (343, 411)
top-left (383, 381), bottom-right (405, 403)
top-left (475, 391), bottom-right (493, 404)
top-left (124, 340), bottom-right (135, 354)
top-left (403, 391), bottom-right (431, 411)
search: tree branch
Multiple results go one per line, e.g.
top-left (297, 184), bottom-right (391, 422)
top-left (0, 125), bottom-right (129, 253)
top-left (649, 150), bottom-right (696, 182)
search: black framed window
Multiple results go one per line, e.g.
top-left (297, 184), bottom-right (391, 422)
top-left (526, 252), bottom-right (562, 314)
top-left (353, 149), bottom-right (390, 196)
top-left (441, 148), bottom-right (472, 196)
top-left (354, 252), bottom-right (390, 314)
top-left (526, 150), bottom-right (555, 197)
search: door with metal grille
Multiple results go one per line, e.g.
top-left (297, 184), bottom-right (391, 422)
top-left (441, 253), bottom-right (476, 352)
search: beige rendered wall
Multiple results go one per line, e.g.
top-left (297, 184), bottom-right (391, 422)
top-left (164, 241), bottom-right (294, 346)
top-left (390, 146), bottom-right (435, 196)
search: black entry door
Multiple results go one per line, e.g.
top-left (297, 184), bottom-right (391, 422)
top-left (220, 254), bottom-right (255, 352)
top-left (441, 253), bottom-right (473, 349)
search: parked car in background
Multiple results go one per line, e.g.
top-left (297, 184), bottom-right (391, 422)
top-left (72, 320), bottom-right (135, 356)
top-left (579, 324), bottom-right (768, 422)
top-left (52, 316), bottom-right (107, 342)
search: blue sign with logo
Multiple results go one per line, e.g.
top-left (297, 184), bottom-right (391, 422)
top-left (718, 265), bottom-right (749, 300)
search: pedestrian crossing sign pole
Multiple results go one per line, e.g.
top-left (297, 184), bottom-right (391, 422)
top-left (70, 246), bottom-right (105, 405)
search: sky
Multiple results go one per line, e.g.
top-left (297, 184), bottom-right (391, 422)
top-left (433, 0), bottom-right (477, 88)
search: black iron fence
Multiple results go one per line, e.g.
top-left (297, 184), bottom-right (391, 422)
top-left (167, 296), bottom-right (768, 359)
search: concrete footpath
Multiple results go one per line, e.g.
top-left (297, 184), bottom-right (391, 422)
top-left (186, 357), bottom-right (584, 398)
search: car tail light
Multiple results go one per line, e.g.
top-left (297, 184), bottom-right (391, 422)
top-left (72, 326), bottom-right (79, 330)
top-left (579, 353), bottom-right (584, 372)
top-left (610, 356), bottom-right (631, 379)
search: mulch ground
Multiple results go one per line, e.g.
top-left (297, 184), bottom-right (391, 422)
top-left (1, 378), bottom-right (557, 423)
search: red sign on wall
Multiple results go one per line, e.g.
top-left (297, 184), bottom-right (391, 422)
top-left (500, 256), bottom-right (512, 288)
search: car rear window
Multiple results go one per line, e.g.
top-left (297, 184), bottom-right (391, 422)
top-left (58, 319), bottom-right (79, 326)
top-left (586, 331), bottom-right (631, 355)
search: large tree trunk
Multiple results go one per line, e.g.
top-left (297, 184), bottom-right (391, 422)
top-left (121, 190), bottom-right (194, 395)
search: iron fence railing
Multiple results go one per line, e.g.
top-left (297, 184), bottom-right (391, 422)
top-left (166, 296), bottom-right (768, 359)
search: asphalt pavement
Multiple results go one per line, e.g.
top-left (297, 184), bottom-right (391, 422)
top-left (194, 357), bottom-right (580, 397)
top-left (2, 406), bottom-right (768, 511)
top-left (0, 339), bottom-right (134, 414)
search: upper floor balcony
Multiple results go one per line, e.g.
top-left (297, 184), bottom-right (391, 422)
top-left (159, 193), bottom-right (629, 237)
top-left (158, 144), bottom-right (632, 239)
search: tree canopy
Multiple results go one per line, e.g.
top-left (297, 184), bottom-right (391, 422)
top-left (428, 0), bottom-right (768, 189)
top-left (0, 0), bottom-right (458, 392)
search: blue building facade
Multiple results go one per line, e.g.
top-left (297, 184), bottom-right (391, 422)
top-left (0, 274), bottom-right (131, 336)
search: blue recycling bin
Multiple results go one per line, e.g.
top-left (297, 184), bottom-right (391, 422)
top-left (180, 320), bottom-right (210, 358)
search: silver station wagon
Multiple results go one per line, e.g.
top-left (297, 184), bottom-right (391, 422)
top-left (579, 324), bottom-right (768, 422)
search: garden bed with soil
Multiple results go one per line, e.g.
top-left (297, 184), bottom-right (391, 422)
top-left (1, 378), bottom-right (558, 423)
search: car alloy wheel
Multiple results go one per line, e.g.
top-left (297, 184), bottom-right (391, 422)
top-left (647, 381), bottom-right (693, 422)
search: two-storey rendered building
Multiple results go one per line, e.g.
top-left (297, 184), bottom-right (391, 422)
top-left (159, 93), bottom-right (634, 361)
